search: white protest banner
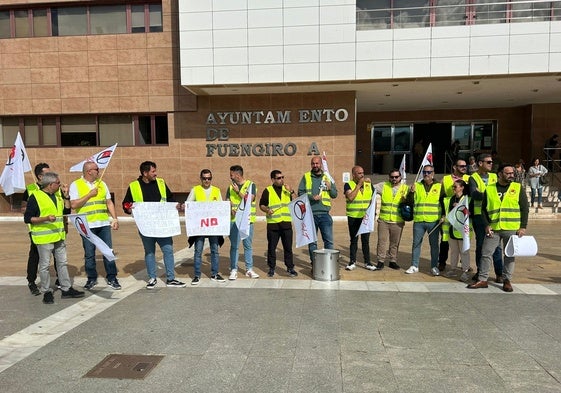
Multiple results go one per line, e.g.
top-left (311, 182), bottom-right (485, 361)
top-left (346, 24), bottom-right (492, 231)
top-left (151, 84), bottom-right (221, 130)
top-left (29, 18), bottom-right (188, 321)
top-left (132, 202), bottom-right (181, 237)
top-left (289, 194), bottom-right (317, 248)
top-left (69, 214), bottom-right (116, 261)
top-left (447, 195), bottom-right (470, 253)
top-left (0, 132), bottom-right (32, 195)
top-left (356, 189), bottom-right (377, 236)
top-left (69, 143), bottom-right (118, 172)
top-left (234, 183), bottom-right (253, 240)
top-left (185, 201), bottom-right (230, 237)
top-left (415, 143), bottom-right (433, 182)
top-left (399, 154), bottom-right (407, 184)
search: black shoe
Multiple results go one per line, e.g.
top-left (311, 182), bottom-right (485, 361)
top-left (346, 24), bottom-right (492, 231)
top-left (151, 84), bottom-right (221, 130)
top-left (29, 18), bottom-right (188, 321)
top-left (267, 268), bottom-right (275, 277)
top-left (55, 279), bottom-right (61, 289)
top-left (107, 278), bottom-right (122, 290)
top-left (84, 279), bottom-right (98, 290)
top-left (191, 277), bottom-right (200, 286)
top-left (388, 262), bottom-right (400, 270)
top-left (210, 274), bottom-right (226, 283)
top-left (28, 282), bottom-right (40, 296)
top-left (287, 269), bottom-right (298, 277)
top-left (43, 291), bottom-right (54, 304)
top-left (61, 287), bottom-right (85, 299)
top-left (375, 262), bottom-right (384, 270)
top-left (438, 263), bottom-right (446, 272)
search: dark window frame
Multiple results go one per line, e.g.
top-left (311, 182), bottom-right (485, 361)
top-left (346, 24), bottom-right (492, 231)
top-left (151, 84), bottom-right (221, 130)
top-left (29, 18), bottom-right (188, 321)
top-left (1, 114), bottom-right (169, 147)
top-left (0, 1), bottom-right (162, 39)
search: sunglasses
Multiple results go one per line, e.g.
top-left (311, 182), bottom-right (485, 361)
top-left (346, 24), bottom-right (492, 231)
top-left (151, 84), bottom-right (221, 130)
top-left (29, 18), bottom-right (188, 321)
top-left (389, 175), bottom-right (400, 179)
top-left (275, 176), bottom-right (284, 180)
top-left (456, 165), bottom-right (467, 168)
top-left (201, 177), bottom-right (212, 180)
top-left (483, 161), bottom-right (493, 164)
top-left (422, 171), bottom-right (433, 175)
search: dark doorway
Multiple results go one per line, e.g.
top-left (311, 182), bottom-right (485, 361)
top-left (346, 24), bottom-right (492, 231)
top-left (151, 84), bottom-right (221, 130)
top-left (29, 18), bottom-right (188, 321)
top-left (413, 122), bottom-right (451, 173)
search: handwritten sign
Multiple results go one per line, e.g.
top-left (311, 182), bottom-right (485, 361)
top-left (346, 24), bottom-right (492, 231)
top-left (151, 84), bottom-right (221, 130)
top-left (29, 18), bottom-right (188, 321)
top-left (132, 202), bottom-right (181, 237)
top-left (185, 201), bottom-right (230, 236)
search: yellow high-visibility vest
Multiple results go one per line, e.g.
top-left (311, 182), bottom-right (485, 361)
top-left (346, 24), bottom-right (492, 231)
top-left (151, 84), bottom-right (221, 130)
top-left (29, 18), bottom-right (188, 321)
top-left (30, 190), bottom-right (65, 245)
top-left (345, 181), bottom-right (373, 218)
top-left (486, 182), bottom-right (521, 231)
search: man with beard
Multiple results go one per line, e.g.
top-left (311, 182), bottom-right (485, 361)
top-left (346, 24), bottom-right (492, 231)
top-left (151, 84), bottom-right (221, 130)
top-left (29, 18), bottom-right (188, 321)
top-left (344, 166), bottom-right (374, 271)
top-left (370, 169), bottom-right (410, 271)
top-left (468, 164), bottom-right (529, 292)
top-left (298, 156), bottom-right (338, 267)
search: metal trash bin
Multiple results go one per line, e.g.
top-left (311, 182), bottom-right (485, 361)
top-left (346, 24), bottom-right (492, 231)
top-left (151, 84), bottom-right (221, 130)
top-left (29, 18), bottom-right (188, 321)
top-left (312, 249), bottom-right (340, 281)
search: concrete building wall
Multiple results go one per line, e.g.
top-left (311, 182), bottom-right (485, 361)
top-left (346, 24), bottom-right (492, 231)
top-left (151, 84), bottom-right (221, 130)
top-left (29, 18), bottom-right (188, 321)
top-left (179, 1), bottom-right (561, 85)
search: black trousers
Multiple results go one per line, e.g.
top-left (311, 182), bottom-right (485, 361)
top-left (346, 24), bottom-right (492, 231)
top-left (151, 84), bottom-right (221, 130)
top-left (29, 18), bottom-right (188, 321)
top-left (267, 226), bottom-right (294, 270)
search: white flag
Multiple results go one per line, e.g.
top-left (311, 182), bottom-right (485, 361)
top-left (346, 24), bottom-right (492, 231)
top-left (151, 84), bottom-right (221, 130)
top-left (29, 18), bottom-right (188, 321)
top-left (356, 189), bottom-right (377, 236)
top-left (321, 151), bottom-right (335, 184)
top-left (399, 154), bottom-right (407, 184)
top-left (446, 195), bottom-right (470, 253)
top-left (234, 182), bottom-right (253, 240)
top-left (289, 193), bottom-right (317, 248)
top-left (69, 214), bottom-right (116, 261)
top-left (69, 143), bottom-right (118, 172)
top-left (0, 132), bottom-right (32, 195)
top-left (415, 143), bottom-right (433, 182)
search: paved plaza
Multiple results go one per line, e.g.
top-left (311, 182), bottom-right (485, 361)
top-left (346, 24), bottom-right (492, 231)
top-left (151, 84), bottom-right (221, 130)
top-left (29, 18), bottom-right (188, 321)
top-left (0, 218), bottom-right (561, 392)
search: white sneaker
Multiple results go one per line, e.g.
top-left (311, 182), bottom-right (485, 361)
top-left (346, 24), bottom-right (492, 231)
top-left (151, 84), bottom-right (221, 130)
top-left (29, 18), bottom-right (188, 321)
top-left (431, 267), bottom-right (440, 276)
top-left (345, 263), bottom-right (356, 271)
top-left (229, 270), bottom-right (238, 281)
top-left (405, 266), bottom-right (419, 274)
top-left (245, 270), bottom-right (259, 279)
top-left (365, 263), bottom-right (377, 271)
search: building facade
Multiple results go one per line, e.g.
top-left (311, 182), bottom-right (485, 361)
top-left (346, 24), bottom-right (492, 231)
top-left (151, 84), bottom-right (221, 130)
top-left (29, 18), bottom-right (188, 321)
top-left (1, 0), bottom-right (560, 216)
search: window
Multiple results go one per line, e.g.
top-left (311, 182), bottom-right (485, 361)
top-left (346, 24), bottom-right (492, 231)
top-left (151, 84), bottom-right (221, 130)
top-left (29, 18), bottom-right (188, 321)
top-left (473, 0), bottom-right (507, 24)
top-left (24, 118), bottom-right (39, 146)
top-left (372, 125), bottom-right (392, 152)
top-left (435, 0), bottom-right (466, 26)
top-left (14, 10), bottom-right (30, 38)
top-left (33, 9), bottom-right (49, 37)
top-left (149, 4), bottom-right (163, 32)
top-left (0, 3), bottom-right (163, 38)
top-left (99, 115), bottom-right (133, 145)
top-left (137, 115), bottom-right (168, 145)
top-left (0, 11), bottom-right (10, 39)
top-left (52, 7), bottom-right (87, 36)
top-left (154, 115), bottom-right (168, 144)
top-left (1, 114), bottom-right (167, 147)
top-left (394, 125), bottom-right (412, 152)
top-left (42, 118), bottom-right (57, 146)
top-left (393, 0), bottom-right (430, 28)
top-left (131, 5), bottom-right (146, 33)
top-left (90, 5), bottom-right (126, 34)
top-left (0, 118), bottom-right (20, 148)
top-left (61, 115), bottom-right (96, 146)
top-left (511, 0), bottom-right (552, 22)
top-left (357, 0), bottom-right (391, 30)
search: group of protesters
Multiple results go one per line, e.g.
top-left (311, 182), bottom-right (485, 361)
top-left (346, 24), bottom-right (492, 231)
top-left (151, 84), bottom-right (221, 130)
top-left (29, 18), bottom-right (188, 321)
top-left (23, 152), bottom-right (530, 304)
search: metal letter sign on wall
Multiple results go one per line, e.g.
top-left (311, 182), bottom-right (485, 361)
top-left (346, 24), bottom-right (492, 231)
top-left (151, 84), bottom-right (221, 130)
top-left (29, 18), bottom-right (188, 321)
top-left (204, 108), bottom-right (349, 157)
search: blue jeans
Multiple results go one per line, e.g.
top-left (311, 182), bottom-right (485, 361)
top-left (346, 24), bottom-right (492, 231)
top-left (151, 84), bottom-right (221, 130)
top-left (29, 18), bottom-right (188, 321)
top-left (229, 222), bottom-right (254, 271)
top-left (82, 225), bottom-right (117, 281)
top-left (308, 213), bottom-right (334, 263)
top-left (139, 233), bottom-right (176, 281)
top-left (473, 215), bottom-right (503, 276)
top-left (411, 221), bottom-right (440, 268)
top-left (530, 186), bottom-right (543, 205)
top-left (194, 236), bottom-right (220, 278)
